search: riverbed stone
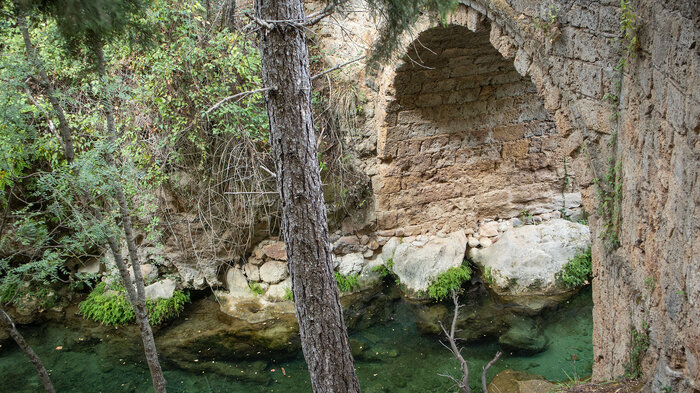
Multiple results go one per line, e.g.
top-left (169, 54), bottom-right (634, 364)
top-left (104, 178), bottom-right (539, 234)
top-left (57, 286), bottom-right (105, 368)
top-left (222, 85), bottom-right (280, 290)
top-left (469, 219), bottom-right (590, 312)
top-left (392, 230), bottom-right (467, 295)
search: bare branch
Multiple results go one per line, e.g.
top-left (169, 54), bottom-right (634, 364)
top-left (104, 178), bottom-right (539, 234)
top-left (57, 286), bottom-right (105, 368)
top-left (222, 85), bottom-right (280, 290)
top-left (204, 86), bottom-right (275, 115)
top-left (481, 351), bottom-right (502, 393)
top-left (311, 56), bottom-right (365, 81)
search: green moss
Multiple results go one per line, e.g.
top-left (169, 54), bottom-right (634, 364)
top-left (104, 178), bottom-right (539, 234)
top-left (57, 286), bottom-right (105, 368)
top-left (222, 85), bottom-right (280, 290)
top-left (426, 264), bottom-right (471, 301)
top-left (557, 248), bottom-right (592, 287)
top-left (78, 282), bottom-right (190, 326)
top-left (283, 287), bottom-right (294, 301)
top-left (249, 282), bottom-right (264, 296)
top-left (334, 272), bottom-right (360, 292)
top-left (483, 266), bottom-right (494, 284)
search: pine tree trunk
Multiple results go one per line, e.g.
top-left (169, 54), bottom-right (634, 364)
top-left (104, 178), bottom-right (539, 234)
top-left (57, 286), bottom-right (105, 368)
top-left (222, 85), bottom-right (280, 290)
top-left (93, 42), bottom-right (168, 393)
top-left (0, 307), bottom-right (56, 393)
top-left (255, 1), bottom-right (361, 392)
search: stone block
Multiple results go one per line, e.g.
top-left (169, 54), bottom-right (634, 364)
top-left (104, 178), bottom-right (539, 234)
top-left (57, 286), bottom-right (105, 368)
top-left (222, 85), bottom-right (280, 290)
top-left (502, 139), bottom-right (530, 159)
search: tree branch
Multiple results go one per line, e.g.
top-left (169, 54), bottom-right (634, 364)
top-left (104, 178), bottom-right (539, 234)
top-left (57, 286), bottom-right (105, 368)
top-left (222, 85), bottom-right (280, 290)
top-left (311, 56), bottom-right (365, 81)
top-left (204, 86), bottom-right (275, 115)
top-left (482, 351), bottom-right (502, 393)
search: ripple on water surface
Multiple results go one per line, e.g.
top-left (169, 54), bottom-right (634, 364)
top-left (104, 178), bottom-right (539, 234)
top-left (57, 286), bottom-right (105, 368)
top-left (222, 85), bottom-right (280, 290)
top-left (0, 287), bottom-right (592, 393)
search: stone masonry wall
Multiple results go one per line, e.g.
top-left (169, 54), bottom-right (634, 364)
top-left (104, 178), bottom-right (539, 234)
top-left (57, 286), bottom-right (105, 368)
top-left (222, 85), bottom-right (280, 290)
top-left (314, 0), bottom-right (698, 390)
top-left (375, 24), bottom-right (570, 235)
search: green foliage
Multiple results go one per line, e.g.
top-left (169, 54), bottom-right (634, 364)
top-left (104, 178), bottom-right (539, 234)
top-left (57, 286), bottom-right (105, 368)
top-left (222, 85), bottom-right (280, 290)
top-left (78, 282), bottom-right (135, 326)
top-left (366, 0), bottom-right (458, 65)
top-left (483, 266), bottom-right (494, 285)
top-left (426, 264), bottom-right (471, 301)
top-left (594, 157), bottom-right (622, 249)
top-left (532, 3), bottom-right (560, 43)
top-left (624, 321), bottom-right (650, 378)
top-left (620, 0), bottom-right (639, 58)
top-left (249, 281), bottom-right (264, 296)
top-left (334, 272), bottom-right (360, 292)
top-left (283, 287), bottom-right (294, 301)
top-left (557, 248), bottom-right (592, 287)
top-left (147, 290), bottom-right (189, 325)
top-left (520, 209), bottom-right (533, 224)
top-left (78, 282), bottom-right (190, 326)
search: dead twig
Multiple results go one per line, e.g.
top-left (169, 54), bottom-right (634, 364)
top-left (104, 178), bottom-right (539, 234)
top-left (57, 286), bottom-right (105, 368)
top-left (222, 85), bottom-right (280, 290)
top-left (311, 56), bottom-right (365, 81)
top-left (439, 289), bottom-right (502, 393)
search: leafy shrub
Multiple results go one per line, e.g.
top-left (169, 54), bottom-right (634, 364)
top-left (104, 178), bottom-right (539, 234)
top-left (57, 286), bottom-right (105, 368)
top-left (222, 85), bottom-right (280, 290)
top-left (78, 282), bottom-right (135, 326)
top-left (147, 290), bottom-right (190, 325)
top-left (557, 248), bottom-right (592, 287)
top-left (334, 272), bottom-right (360, 292)
top-left (426, 264), bottom-right (471, 301)
top-left (79, 282), bottom-right (190, 326)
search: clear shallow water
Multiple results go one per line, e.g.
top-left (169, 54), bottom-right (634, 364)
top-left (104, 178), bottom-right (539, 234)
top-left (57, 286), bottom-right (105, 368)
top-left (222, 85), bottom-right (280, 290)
top-left (0, 287), bottom-right (592, 393)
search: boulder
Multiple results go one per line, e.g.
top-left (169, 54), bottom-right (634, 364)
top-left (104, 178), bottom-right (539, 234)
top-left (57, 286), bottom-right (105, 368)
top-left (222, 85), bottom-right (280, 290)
top-left (392, 230), bottom-right (467, 294)
top-left (259, 261), bottom-right (288, 284)
top-left (332, 236), bottom-right (366, 254)
top-left (469, 219), bottom-right (590, 312)
top-left (334, 252), bottom-right (366, 276)
top-left (145, 279), bottom-right (176, 300)
top-left (77, 259), bottom-right (102, 275)
top-left (226, 267), bottom-right (249, 293)
top-left (262, 242), bottom-right (287, 261)
top-left (265, 278), bottom-right (291, 301)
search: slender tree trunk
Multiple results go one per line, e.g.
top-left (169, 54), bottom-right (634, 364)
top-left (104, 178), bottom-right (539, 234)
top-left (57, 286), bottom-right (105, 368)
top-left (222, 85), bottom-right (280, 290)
top-left (14, 3), bottom-right (75, 164)
top-left (14, 5), bottom-right (166, 392)
top-left (93, 42), bottom-right (168, 393)
top-left (255, 1), bottom-right (361, 392)
top-left (0, 307), bottom-right (56, 393)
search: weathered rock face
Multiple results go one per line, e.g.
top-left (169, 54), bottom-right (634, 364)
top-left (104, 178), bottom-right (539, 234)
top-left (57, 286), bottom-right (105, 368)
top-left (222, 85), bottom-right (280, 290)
top-left (469, 219), bottom-right (591, 312)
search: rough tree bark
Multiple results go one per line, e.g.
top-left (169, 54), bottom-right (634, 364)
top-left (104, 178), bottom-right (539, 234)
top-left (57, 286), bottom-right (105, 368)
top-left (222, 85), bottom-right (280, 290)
top-left (0, 308), bottom-right (56, 393)
top-left (254, 0), bottom-right (361, 391)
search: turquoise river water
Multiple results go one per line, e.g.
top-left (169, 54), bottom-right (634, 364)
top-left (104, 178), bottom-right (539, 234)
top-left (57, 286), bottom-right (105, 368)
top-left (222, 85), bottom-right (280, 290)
top-left (0, 287), bottom-right (592, 393)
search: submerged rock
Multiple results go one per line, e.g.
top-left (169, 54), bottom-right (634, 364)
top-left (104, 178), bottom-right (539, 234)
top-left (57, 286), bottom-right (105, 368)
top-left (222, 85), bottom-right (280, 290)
top-left (498, 317), bottom-right (547, 355)
top-left (469, 219), bottom-right (590, 312)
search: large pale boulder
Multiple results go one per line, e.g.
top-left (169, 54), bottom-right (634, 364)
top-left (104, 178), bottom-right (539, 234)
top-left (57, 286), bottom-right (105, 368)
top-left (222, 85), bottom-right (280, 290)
top-left (469, 219), bottom-right (590, 311)
top-left (392, 230), bottom-right (467, 294)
